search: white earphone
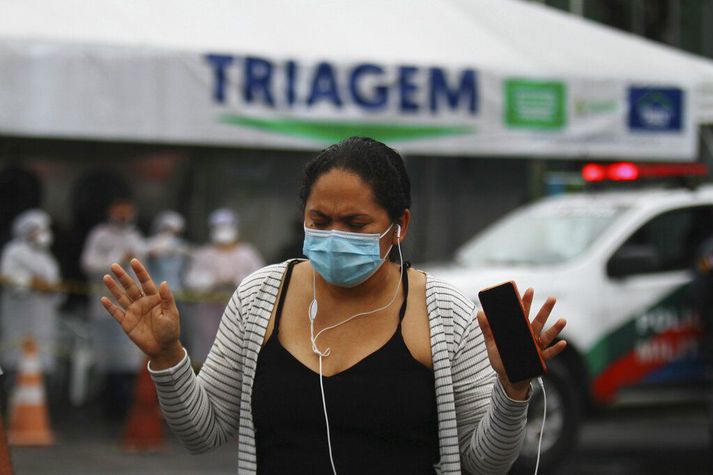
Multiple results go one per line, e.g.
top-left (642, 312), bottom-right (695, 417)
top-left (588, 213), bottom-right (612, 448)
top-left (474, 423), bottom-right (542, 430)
top-left (308, 222), bottom-right (405, 474)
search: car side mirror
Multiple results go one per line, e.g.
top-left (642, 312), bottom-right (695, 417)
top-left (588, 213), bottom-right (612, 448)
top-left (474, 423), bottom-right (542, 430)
top-left (607, 245), bottom-right (660, 279)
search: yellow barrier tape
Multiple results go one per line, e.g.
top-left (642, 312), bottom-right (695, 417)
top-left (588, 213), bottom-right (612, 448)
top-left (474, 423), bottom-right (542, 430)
top-left (0, 277), bottom-right (234, 358)
top-left (0, 337), bottom-right (78, 359)
top-left (0, 276), bottom-right (234, 304)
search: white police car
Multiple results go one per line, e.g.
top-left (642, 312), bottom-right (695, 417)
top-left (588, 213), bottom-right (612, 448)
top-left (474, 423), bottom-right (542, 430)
top-left (426, 177), bottom-right (713, 472)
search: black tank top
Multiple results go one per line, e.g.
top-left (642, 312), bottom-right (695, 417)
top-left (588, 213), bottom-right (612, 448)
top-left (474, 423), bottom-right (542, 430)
top-left (252, 261), bottom-right (439, 474)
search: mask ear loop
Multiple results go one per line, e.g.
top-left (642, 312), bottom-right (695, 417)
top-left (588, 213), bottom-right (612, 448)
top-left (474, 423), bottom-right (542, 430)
top-left (309, 224), bottom-right (404, 475)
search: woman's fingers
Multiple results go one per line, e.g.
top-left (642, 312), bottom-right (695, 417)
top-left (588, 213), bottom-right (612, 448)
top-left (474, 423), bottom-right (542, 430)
top-left (131, 258), bottom-right (158, 296)
top-left (531, 296), bottom-right (557, 334)
top-left (134, 293), bottom-right (163, 317)
top-left (537, 316), bottom-right (567, 361)
top-left (118, 293), bottom-right (162, 333)
top-left (525, 294), bottom-right (566, 355)
top-left (100, 296), bottom-right (125, 323)
top-left (542, 339), bottom-right (567, 360)
top-left (521, 288), bottom-right (534, 318)
top-left (102, 274), bottom-right (132, 309)
top-left (476, 310), bottom-right (493, 341)
top-left (159, 281), bottom-right (177, 316)
top-left (540, 318), bottom-right (567, 348)
top-left (111, 262), bottom-right (144, 301)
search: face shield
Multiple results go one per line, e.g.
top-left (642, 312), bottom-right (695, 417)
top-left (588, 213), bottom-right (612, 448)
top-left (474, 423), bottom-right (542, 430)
top-left (210, 224), bottom-right (238, 244)
top-left (209, 208), bottom-right (239, 244)
top-left (152, 210), bottom-right (186, 236)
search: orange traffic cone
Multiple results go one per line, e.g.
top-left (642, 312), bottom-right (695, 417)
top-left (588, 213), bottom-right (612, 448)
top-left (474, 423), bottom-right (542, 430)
top-left (7, 338), bottom-right (54, 446)
top-left (0, 410), bottom-right (12, 475)
top-left (121, 359), bottom-right (165, 451)
top-left (0, 412), bottom-right (15, 475)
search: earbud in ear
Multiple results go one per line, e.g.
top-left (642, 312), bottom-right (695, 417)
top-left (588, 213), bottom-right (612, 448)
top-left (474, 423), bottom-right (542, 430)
top-left (396, 224), bottom-right (401, 240)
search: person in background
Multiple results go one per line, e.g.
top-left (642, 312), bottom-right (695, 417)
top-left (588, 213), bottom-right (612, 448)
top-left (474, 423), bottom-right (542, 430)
top-left (183, 208), bottom-right (264, 364)
top-left (0, 209), bottom-right (62, 395)
top-left (80, 197), bottom-right (145, 419)
top-left (146, 210), bottom-right (190, 293)
top-left (146, 210), bottom-right (191, 351)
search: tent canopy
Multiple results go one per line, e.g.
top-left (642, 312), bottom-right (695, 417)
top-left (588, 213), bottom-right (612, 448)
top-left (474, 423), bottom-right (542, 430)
top-left (1, 0), bottom-right (713, 159)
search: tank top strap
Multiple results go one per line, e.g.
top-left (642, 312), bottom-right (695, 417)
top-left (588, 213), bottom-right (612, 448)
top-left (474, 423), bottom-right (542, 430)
top-left (273, 259), bottom-right (299, 332)
top-left (275, 260), bottom-right (409, 330)
top-left (397, 261), bottom-right (411, 323)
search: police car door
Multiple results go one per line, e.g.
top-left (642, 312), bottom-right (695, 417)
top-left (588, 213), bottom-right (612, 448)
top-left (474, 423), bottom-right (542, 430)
top-left (596, 205), bottom-right (711, 400)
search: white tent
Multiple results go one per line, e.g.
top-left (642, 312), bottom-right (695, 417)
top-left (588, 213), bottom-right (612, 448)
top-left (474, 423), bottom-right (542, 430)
top-left (1, 0), bottom-right (713, 160)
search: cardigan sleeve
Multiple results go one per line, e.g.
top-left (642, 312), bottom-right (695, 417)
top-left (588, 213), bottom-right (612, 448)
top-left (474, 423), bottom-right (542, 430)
top-left (445, 289), bottom-right (530, 474)
top-left (148, 282), bottom-right (248, 454)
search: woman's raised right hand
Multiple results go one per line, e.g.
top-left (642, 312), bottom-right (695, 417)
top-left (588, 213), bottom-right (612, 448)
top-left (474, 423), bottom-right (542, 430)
top-left (101, 258), bottom-right (184, 369)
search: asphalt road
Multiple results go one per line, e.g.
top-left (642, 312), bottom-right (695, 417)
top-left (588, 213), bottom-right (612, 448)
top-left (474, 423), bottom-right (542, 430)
top-left (555, 400), bottom-right (710, 475)
top-left (7, 404), bottom-right (236, 475)
top-left (6, 399), bottom-right (711, 474)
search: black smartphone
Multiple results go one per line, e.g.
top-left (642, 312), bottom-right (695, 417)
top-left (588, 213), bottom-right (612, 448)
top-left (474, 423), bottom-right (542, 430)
top-left (478, 281), bottom-right (547, 383)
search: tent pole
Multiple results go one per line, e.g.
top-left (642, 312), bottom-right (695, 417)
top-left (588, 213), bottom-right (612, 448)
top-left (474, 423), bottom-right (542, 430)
top-left (701, 126), bottom-right (713, 163)
top-left (668, 0), bottom-right (681, 47)
top-left (703, 0), bottom-right (713, 59)
top-left (631, 0), bottom-right (645, 36)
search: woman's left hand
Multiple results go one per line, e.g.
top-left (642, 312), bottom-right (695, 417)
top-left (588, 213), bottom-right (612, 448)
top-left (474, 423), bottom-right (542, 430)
top-left (476, 288), bottom-right (567, 400)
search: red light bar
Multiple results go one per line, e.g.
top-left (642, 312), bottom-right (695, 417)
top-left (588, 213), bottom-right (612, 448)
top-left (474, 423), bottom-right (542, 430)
top-left (608, 162), bottom-right (639, 181)
top-left (638, 163), bottom-right (708, 178)
top-left (582, 162), bottom-right (708, 182)
top-left (582, 163), bottom-right (606, 182)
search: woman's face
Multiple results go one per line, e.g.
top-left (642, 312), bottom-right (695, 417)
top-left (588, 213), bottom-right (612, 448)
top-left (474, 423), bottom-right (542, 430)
top-left (304, 168), bottom-right (396, 257)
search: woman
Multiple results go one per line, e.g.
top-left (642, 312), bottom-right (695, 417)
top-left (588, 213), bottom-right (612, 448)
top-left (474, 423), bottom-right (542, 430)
top-left (100, 137), bottom-right (567, 474)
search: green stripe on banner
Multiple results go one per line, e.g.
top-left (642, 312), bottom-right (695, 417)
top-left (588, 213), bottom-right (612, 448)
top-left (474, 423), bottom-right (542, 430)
top-left (219, 115), bottom-right (475, 143)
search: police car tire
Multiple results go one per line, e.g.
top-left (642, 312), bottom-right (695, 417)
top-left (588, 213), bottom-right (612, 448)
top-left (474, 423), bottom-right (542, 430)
top-left (508, 358), bottom-right (582, 475)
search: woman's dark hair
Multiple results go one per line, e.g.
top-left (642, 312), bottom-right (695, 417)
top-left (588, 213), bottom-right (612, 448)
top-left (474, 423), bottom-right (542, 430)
top-left (299, 137), bottom-right (411, 262)
top-left (299, 137), bottom-right (411, 222)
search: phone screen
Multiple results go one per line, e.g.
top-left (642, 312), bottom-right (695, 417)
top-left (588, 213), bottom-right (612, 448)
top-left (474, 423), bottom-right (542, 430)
top-left (478, 282), bottom-right (547, 382)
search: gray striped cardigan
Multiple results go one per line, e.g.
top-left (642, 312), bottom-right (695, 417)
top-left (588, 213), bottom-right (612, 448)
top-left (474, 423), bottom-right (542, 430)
top-left (150, 261), bottom-right (529, 474)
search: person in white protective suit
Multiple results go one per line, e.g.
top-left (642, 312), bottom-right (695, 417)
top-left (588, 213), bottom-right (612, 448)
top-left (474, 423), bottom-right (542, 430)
top-left (145, 211), bottom-right (190, 292)
top-left (0, 209), bottom-right (61, 377)
top-left (183, 208), bottom-right (264, 365)
top-left (80, 197), bottom-right (146, 418)
top-left (145, 211), bottom-right (191, 349)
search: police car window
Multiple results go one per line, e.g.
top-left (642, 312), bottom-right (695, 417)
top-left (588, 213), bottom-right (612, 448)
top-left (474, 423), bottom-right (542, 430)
top-left (456, 203), bottom-right (627, 266)
top-left (614, 205), bottom-right (713, 274)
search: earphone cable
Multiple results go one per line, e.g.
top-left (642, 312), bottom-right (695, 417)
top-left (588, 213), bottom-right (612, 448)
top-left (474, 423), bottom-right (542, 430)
top-left (310, 239), bottom-right (403, 356)
top-left (318, 354), bottom-right (338, 475)
top-left (534, 376), bottom-right (547, 475)
top-left (310, 229), bottom-right (404, 475)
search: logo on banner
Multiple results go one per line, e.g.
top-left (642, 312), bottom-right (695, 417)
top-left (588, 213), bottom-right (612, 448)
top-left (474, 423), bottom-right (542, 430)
top-left (628, 87), bottom-right (684, 132)
top-left (505, 79), bottom-right (566, 129)
top-left (574, 99), bottom-right (617, 117)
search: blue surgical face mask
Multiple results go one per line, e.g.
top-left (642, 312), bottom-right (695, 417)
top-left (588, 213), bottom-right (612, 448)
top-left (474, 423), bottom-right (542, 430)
top-left (303, 223), bottom-right (394, 288)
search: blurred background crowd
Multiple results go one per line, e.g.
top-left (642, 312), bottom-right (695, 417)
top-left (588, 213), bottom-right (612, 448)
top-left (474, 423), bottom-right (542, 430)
top-left (0, 196), bottom-right (271, 421)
